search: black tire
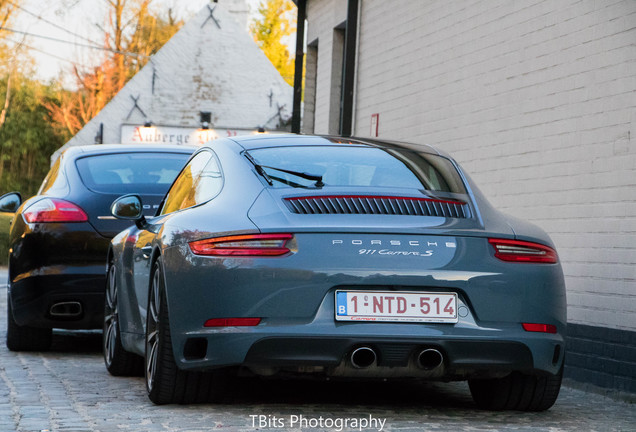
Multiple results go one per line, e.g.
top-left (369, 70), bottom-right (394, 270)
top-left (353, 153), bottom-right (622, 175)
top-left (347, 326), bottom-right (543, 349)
top-left (469, 366), bottom-right (563, 411)
top-left (6, 291), bottom-right (52, 351)
top-left (103, 263), bottom-right (143, 376)
top-left (145, 258), bottom-right (229, 405)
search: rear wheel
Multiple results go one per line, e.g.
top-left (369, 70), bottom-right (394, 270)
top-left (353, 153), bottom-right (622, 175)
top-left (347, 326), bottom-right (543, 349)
top-left (469, 367), bottom-right (563, 411)
top-left (6, 291), bottom-right (52, 351)
top-left (103, 263), bottom-right (143, 376)
top-left (145, 258), bottom-right (229, 405)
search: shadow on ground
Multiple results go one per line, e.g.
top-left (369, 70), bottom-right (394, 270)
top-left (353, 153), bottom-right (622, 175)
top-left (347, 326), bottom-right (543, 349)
top-left (227, 377), bottom-right (475, 409)
top-left (49, 329), bottom-right (103, 354)
top-left (42, 329), bottom-right (476, 409)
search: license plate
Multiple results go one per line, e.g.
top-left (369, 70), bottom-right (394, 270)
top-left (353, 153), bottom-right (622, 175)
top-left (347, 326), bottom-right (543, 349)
top-left (335, 290), bottom-right (458, 323)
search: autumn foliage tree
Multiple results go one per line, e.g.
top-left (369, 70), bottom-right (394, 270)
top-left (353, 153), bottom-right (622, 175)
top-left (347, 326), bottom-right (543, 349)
top-left (0, 75), bottom-right (64, 192)
top-left (1, 0), bottom-right (60, 196)
top-left (0, 52), bottom-right (63, 196)
top-left (46, 0), bottom-right (183, 137)
top-left (250, 0), bottom-right (296, 86)
top-left (0, 0), bottom-right (21, 129)
top-left (0, 0), bottom-right (13, 24)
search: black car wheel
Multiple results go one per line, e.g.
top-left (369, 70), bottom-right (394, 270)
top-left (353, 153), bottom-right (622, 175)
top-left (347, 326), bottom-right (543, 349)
top-left (145, 258), bottom-right (229, 405)
top-left (103, 263), bottom-right (143, 376)
top-left (468, 366), bottom-right (563, 411)
top-left (6, 291), bottom-right (52, 351)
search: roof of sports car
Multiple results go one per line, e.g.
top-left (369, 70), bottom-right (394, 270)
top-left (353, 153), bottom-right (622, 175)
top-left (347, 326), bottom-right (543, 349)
top-left (61, 143), bottom-right (196, 159)
top-left (228, 134), bottom-right (442, 155)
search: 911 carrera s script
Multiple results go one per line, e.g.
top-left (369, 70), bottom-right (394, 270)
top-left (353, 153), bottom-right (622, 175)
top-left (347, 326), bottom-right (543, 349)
top-left (358, 249), bottom-right (434, 257)
top-left (327, 235), bottom-right (458, 265)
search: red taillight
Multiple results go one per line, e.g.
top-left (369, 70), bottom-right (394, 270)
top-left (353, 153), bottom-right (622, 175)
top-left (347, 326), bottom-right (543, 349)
top-left (23, 199), bottom-right (88, 223)
top-left (522, 323), bottom-right (557, 334)
top-left (204, 318), bottom-right (261, 327)
top-left (189, 233), bottom-right (293, 256)
top-left (488, 238), bottom-right (558, 264)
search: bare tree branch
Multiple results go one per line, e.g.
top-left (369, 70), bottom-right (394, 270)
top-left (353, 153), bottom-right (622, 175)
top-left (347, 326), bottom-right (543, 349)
top-left (0, 73), bottom-right (10, 128)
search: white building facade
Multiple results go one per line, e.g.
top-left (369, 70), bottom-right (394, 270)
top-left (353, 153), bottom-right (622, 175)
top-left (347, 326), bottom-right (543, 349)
top-left (56, 0), bottom-right (292, 159)
top-left (301, 0), bottom-right (636, 394)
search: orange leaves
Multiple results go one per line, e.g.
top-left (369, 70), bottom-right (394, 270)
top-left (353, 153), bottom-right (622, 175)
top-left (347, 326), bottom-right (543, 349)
top-left (45, 1), bottom-right (182, 137)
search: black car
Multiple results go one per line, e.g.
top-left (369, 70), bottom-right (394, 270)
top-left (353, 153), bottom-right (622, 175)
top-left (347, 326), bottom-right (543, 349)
top-left (0, 144), bottom-right (194, 351)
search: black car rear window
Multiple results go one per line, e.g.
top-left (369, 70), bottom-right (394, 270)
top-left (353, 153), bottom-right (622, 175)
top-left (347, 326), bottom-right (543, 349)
top-left (75, 152), bottom-right (190, 194)
top-left (247, 146), bottom-right (467, 194)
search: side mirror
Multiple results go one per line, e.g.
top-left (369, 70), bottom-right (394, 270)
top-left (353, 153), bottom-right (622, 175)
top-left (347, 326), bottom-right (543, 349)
top-left (0, 192), bottom-right (22, 213)
top-left (111, 194), bottom-right (146, 228)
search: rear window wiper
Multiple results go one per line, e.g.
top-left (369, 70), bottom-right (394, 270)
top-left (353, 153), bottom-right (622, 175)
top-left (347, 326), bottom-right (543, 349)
top-left (267, 174), bottom-right (314, 189)
top-left (260, 165), bottom-right (324, 187)
top-left (244, 153), bottom-right (324, 188)
top-left (244, 152), bottom-right (273, 186)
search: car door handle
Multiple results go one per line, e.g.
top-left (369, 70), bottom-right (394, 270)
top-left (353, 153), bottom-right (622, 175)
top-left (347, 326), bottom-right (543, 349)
top-left (141, 246), bottom-right (152, 259)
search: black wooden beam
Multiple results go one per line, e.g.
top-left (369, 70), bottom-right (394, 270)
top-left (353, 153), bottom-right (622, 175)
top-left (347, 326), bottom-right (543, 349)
top-left (291, 0), bottom-right (307, 134)
top-left (340, 0), bottom-right (358, 137)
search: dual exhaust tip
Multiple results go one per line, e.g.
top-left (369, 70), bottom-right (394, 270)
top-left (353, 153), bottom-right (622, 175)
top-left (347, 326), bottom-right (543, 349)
top-left (350, 346), bottom-right (444, 370)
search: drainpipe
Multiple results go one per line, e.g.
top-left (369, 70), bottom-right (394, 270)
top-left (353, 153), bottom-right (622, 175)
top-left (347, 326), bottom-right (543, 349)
top-left (291, 0), bottom-right (307, 134)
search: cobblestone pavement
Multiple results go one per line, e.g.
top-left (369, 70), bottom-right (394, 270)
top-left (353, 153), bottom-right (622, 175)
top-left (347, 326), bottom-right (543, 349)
top-left (0, 270), bottom-right (634, 432)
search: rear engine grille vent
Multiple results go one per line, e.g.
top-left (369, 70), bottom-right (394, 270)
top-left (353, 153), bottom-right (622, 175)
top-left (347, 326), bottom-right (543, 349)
top-left (284, 196), bottom-right (470, 218)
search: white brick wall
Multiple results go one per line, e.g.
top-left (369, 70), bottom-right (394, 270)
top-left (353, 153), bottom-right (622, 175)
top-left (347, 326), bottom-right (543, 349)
top-left (307, 0), bottom-right (636, 331)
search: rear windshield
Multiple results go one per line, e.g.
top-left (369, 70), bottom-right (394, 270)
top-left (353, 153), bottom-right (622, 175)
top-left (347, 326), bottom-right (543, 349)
top-left (248, 146), bottom-right (467, 194)
top-left (76, 152), bottom-right (191, 194)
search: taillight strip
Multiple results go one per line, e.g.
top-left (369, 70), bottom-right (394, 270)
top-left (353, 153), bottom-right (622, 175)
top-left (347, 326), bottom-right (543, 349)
top-left (189, 233), bottom-right (293, 257)
top-left (489, 238), bottom-right (558, 264)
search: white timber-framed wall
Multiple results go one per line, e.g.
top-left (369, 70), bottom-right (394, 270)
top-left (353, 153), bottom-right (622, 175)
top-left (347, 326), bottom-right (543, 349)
top-left (303, 0), bottom-right (636, 392)
top-left (56, 0), bottom-right (293, 161)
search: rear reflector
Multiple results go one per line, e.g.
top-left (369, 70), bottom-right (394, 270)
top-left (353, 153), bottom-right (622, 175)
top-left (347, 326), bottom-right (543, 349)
top-left (23, 198), bottom-right (88, 223)
top-left (522, 323), bottom-right (557, 334)
top-left (204, 318), bottom-right (261, 327)
top-left (488, 238), bottom-right (558, 263)
top-left (189, 233), bottom-right (293, 256)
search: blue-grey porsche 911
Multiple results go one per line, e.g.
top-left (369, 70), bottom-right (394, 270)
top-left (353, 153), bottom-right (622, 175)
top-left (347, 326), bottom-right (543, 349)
top-left (104, 134), bottom-right (566, 410)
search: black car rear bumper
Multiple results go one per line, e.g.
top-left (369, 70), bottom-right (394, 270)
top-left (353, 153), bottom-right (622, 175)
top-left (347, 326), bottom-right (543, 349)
top-left (9, 265), bottom-right (106, 329)
top-left (8, 217), bottom-right (111, 330)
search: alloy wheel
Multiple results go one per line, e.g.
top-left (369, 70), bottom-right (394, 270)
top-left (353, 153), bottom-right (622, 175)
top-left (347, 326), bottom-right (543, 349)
top-left (145, 269), bottom-right (161, 392)
top-left (103, 265), bottom-right (118, 367)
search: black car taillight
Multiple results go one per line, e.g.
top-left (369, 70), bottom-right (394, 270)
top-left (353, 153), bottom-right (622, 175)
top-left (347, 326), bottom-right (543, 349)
top-left (189, 233), bottom-right (293, 256)
top-left (488, 238), bottom-right (558, 264)
top-left (23, 199), bottom-right (88, 223)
